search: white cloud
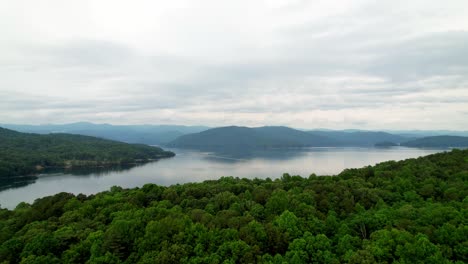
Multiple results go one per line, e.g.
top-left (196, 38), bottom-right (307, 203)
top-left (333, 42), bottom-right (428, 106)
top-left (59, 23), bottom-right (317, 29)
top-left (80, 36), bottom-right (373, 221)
top-left (0, 0), bottom-right (467, 130)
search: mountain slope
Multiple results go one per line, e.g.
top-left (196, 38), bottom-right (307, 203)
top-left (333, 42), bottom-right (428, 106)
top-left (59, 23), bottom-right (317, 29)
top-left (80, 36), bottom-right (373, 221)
top-left (0, 127), bottom-right (175, 178)
top-left (254, 126), bottom-right (341, 146)
top-left (402, 135), bottom-right (468, 148)
top-left (309, 130), bottom-right (409, 146)
top-left (168, 126), bottom-right (341, 148)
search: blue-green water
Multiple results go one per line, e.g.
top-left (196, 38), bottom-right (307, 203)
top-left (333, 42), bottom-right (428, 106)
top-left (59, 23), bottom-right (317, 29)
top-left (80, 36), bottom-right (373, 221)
top-left (0, 147), bottom-right (444, 209)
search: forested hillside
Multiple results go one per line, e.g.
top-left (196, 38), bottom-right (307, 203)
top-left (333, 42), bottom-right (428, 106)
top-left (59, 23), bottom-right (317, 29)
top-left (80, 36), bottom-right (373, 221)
top-left (168, 126), bottom-right (341, 149)
top-left (402, 135), bottom-right (468, 148)
top-left (1, 123), bottom-right (209, 145)
top-left (0, 127), bottom-right (174, 179)
top-left (309, 130), bottom-right (408, 146)
top-left (0, 149), bottom-right (466, 263)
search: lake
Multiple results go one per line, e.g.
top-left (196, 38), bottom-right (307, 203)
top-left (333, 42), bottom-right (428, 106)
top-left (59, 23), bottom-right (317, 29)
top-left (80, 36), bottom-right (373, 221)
top-left (0, 147), bottom-right (445, 209)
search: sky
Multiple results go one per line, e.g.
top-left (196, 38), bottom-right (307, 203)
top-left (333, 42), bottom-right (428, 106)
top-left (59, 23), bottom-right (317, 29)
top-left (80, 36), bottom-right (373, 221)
top-left (1, 0), bottom-right (467, 130)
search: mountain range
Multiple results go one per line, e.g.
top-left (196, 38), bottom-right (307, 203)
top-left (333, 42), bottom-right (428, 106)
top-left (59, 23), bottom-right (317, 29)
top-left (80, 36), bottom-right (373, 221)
top-left (2, 123), bottom-right (468, 149)
top-left (0, 122), bottom-right (208, 145)
top-left (402, 136), bottom-right (468, 148)
top-left (168, 126), bottom-right (415, 149)
top-left (307, 130), bottom-right (409, 146)
top-left (169, 126), bottom-right (468, 149)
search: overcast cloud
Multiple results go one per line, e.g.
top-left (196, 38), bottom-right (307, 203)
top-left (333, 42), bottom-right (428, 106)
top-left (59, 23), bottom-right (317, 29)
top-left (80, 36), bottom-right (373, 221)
top-left (1, 0), bottom-right (467, 130)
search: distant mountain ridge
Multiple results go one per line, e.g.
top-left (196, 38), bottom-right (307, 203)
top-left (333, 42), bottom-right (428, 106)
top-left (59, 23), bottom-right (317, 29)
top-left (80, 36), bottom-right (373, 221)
top-left (308, 130), bottom-right (409, 146)
top-left (4, 123), bottom-right (468, 149)
top-left (169, 126), bottom-right (468, 149)
top-left (0, 122), bottom-right (209, 145)
top-left (169, 126), bottom-right (344, 149)
top-left (168, 126), bottom-right (430, 148)
top-left (310, 128), bottom-right (468, 138)
top-left (402, 136), bottom-right (468, 148)
top-left (385, 130), bottom-right (468, 138)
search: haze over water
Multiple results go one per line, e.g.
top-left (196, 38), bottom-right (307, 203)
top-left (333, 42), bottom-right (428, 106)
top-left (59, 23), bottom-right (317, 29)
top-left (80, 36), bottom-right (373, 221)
top-left (0, 147), bottom-right (444, 209)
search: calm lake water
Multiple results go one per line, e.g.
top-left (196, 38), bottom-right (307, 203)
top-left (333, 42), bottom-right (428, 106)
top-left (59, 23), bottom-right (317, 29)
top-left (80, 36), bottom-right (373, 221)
top-left (0, 147), bottom-right (445, 209)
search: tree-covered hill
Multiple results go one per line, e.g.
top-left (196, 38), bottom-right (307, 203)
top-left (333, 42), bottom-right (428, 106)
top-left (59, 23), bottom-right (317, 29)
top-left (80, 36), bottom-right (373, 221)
top-left (168, 126), bottom-right (341, 149)
top-left (0, 122), bottom-right (209, 145)
top-left (0, 149), bottom-right (466, 263)
top-left (0, 127), bottom-right (175, 179)
top-left (402, 135), bottom-right (468, 148)
top-left (168, 126), bottom-right (420, 149)
top-left (310, 130), bottom-right (408, 146)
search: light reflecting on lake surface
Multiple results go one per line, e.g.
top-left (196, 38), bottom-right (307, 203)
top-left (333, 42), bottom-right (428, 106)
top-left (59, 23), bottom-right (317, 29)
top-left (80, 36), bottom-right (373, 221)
top-left (0, 147), bottom-right (445, 209)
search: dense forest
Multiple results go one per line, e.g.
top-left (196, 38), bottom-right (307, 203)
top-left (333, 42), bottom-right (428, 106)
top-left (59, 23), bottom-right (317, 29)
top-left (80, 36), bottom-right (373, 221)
top-left (0, 127), bottom-right (174, 179)
top-left (0, 149), bottom-right (466, 263)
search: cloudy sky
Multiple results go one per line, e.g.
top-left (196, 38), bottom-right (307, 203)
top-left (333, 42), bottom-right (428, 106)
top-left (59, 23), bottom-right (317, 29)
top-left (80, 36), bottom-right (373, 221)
top-left (1, 0), bottom-right (467, 130)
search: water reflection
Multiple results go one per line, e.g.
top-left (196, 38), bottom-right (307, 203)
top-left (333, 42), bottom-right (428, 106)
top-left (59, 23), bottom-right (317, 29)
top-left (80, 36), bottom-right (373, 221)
top-left (0, 177), bottom-right (37, 191)
top-left (199, 147), bottom-right (340, 163)
top-left (42, 163), bottom-right (142, 176)
top-left (0, 147), bottom-right (445, 209)
top-left (0, 163), bottom-right (149, 191)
